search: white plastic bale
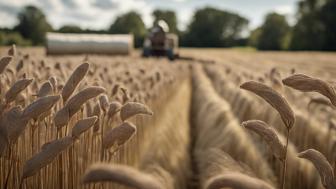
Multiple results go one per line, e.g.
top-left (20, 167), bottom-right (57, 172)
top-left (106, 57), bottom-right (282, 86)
top-left (46, 33), bottom-right (133, 55)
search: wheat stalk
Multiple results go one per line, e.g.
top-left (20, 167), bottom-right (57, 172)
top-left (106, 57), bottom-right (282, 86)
top-left (107, 101), bottom-right (122, 119)
top-left (240, 81), bottom-right (295, 189)
top-left (242, 120), bottom-right (285, 160)
top-left (36, 81), bottom-right (53, 97)
top-left (283, 74), bottom-right (336, 106)
top-left (62, 62), bottom-right (89, 103)
top-left (240, 81), bottom-right (294, 129)
top-left (82, 164), bottom-right (163, 189)
top-left (54, 86), bottom-right (105, 128)
top-left (22, 95), bottom-right (60, 121)
top-left (0, 56), bottom-right (13, 74)
top-left (120, 102), bottom-right (153, 121)
top-left (99, 94), bottom-right (109, 113)
top-left (5, 78), bottom-right (33, 104)
top-left (22, 136), bottom-right (74, 179)
top-left (298, 149), bottom-right (336, 189)
top-left (205, 172), bottom-right (275, 189)
top-left (102, 121), bottom-right (136, 150)
top-left (71, 116), bottom-right (98, 139)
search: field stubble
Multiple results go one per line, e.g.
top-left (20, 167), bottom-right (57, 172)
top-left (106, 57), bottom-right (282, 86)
top-left (0, 47), bottom-right (336, 189)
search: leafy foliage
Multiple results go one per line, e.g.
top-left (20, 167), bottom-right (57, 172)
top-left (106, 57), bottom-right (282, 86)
top-left (109, 11), bottom-right (146, 47)
top-left (152, 9), bottom-right (179, 33)
top-left (256, 13), bottom-right (290, 50)
top-left (182, 7), bottom-right (248, 47)
top-left (14, 6), bottom-right (52, 45)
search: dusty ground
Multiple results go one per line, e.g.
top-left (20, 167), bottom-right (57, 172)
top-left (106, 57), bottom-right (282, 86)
top-left (2, 46), bottom-right (336, 78)
top-left (181, 48), bottom-right (336, 79)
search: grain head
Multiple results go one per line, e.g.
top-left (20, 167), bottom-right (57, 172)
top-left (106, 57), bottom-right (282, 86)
top-left (62, 62), bottom-right (89, 103)
top-left (99, 94), bottom-right (109, 113)
top-left (240, 81), bottom-right (295, 129)
top-left (23, 95), bottom-right (60, 121)
top-left (308, 97), bottom-right (334, 109)
top-left (22, 136), bottom-right (74, 179)
top-left (0, 56), bottom-right (13, 74)
top-left (242, 120), bottom-right (286, 160)
top-left (205, 173), bottom-right (275, 189)
top-left (71, 116), bottom-right (98, 139)
top-left (298, 149), bottom-right (335, 189)
top-left (283, 74), bottom-right (336, 107)
top-left (120, 102), bottom-right (153, 121)
top-left (82, 164), bottom-right (163, 189)
top-left (8, 44), bottom-right (16, 56)
top-left (102, 121), bottom-right (136, 149)
top-left (107, 101), bottom-right (122, 119)
top-left (5, 78), bottom-right (33, 104)
top-left (36, 81), bottom-right (53, 97)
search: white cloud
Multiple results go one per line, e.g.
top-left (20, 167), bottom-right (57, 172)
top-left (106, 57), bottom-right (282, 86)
top-left (274, 5), bottom-right (295, 15)
top-left (0, 0), bottom-right (300, 30)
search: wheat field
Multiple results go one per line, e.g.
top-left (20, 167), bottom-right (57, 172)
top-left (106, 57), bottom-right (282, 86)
top-left (0, 46), bottom-right (336, 189)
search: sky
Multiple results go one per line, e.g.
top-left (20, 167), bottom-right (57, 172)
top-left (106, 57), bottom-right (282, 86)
top-left (0, 0), bottom-right (299, 31)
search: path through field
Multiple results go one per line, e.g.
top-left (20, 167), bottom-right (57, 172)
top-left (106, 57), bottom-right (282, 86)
top-left (1, 47), bottom-right (336, 189)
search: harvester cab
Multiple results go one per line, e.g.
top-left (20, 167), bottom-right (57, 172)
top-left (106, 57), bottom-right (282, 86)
top-left (142, 20), bottom-right (179, 60)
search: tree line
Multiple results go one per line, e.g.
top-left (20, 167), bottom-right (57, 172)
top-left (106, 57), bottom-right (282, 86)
top-left (0, 0), bottom-right (335, 51)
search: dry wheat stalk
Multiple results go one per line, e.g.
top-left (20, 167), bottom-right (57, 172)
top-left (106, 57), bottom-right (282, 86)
top-left (107, 101), bottom-right (122, 119)
top-left (0, 130), bottom-right (8, 156)
top-left (120, 102), bottom-right (153, 121)
top-left (82, 164), bottom-right (163, 189)
top-left (283, 74), bottom-right (336, 107)
top-left (16, 60), bottom-right (24, 72)
top-left (92, 102), bottom-right (101, 133)
top-left (5, 78), bottom-right (33, 103)
top-left (71, 116), bottom-right (98, 139)
top-left (62, 62), bottom-right (89, 102)
top-left (0, 106), bottom-right (28, 146)
top-left (54, 86), bottom-right (105, 128)
top-left (49, 76), bottom-right (58, 93)
top-left (65, 86), bottom-right (105, 116)
top-left (0, 56), bottom-right (13, 74)
top-left (112, 84), bottom-right (120, 96)
top-left (102, 121), bottom-right (136, 150)
top-left (22, 95), bottom-right (60, 121)
top-left (36, 81), bottom-right (53, 97)
top-left (298, 149), bottom-right (336, 189)
top-left (329, 119), bottom-right (336, 131)
top-left (242, 120), bottom-right (285, 160)
top-left (240, 81), bottom-right (295, 129)
top-left (308, 97), bottom-right (334, 109)
top-left (240, 81), bottom-right (295, 189)
top-left (22, 136), bottom-right (74, 179)
top-left (205, 172), bottom-right (275, 189)
top-left (120, 87), bottom-right (130, 103)
top-left (99, 94), bottom-right (109, 113)
top-left (7, 44), bottom-right (16, 56)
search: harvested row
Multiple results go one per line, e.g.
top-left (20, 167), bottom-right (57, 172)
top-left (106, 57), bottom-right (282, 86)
top-left (204, 64), bottom-right (336, 163)
top-left (0, 46), bottom-right (192, 189)
top-left (190, 65), bottom-right (276, 188)
top-left (197, 64), bottom-right (321, 188)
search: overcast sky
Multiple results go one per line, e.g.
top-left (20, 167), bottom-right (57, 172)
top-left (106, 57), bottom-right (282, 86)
top-left (0, 0), bottom-right (299, 31)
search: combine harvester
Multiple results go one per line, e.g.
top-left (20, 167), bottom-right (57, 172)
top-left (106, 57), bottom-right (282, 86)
top-left (46, 33), bottom-right (133, 55)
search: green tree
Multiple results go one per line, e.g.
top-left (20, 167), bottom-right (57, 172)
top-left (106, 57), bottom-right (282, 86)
top-left (109, 11), bottom-right (146, 47)
top-left (0, 31), bottom-right (32, 46)
top-left (290, 0), bottom-right (336, 50)
top-left (58, 25), bottom-right (83, 33)
top-left (152, 9), bottom-right (178, 33)
top-left (15, 5), bottom-right (52, 45)
top-left (257, 13), bottom-right (290, 50)
top-left (319, 0), bottom-right (336, 50)
top-left (248, 27), bottom-right (262, 47)
top-left (182, 7), bottom-right (248, 47)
